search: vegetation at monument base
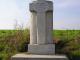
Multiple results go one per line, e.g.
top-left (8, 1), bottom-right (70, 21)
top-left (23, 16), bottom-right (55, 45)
top-left (0, 29), bottom-right (30, 60)
top-left (53, 30), bottom-right (80, 60)
top-left (0, 30), bottom-right (80, 60)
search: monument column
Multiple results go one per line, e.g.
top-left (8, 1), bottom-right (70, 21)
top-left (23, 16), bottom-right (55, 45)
top-left (30, 12), bottom-right (37, 44)
top-left (28, 0), bottom-right (55, 54)
top-left (37, 11), bottom-right (46, 44)
top-left (46, 11), bottom-right (53, 44)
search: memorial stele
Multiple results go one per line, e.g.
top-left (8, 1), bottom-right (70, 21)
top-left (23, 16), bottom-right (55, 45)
top-left (28, 0), bottom-right (55, 54)
top-left (11, 0), bottom-right (68, 60)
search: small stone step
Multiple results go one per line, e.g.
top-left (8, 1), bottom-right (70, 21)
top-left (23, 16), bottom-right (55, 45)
top-left (11, 54), bottom-right (68, 60)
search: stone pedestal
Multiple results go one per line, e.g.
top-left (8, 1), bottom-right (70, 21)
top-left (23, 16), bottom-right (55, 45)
top-left (11, 54), bottom-right (68, 60)
top-left (28, 44), bottom-right (55, 55)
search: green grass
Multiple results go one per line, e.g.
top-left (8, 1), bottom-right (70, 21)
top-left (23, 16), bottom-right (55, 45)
top-left (0, 29), bottom-right (29, 60)
top-left (0, 30), bottom-right (80, 60)
top-left (53, 30), bottom-right (80, 57)
top-left (53, 30), bottom-right (80, 40)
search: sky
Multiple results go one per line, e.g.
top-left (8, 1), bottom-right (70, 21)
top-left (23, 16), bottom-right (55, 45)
top-left (0, 0), bottom-right (80, 30)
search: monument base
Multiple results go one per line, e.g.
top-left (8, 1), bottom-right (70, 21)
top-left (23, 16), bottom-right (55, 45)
top-left (28, 44), bottom-right (55, 55)
top-left (11, 54), bottom-right (68, 60)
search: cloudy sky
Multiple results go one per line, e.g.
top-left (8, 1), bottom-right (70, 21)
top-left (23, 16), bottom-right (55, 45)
top-left (0, 0), bottom-right (80, 30)
top-left (54, 0), bottom-right (80, 30)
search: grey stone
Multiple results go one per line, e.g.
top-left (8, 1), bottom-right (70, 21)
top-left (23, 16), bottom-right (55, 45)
top-left (11, 54), bottom-right (68, 60)
top-left (30, 12), bottom-right (37, 44)
top-left (29, 0), bottom-right (54, 55)
top-left (28, 44), bottom-right (55, 55)
top-left (29, 0), bottom-right (53, 44)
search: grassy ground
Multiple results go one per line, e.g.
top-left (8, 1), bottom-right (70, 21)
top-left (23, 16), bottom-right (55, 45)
top-left (0, 30), bottom-right (80, 60)
top-left (53, 30), bottom-right (80, 58)
top-left (0, 30), bottom-right (29, 60)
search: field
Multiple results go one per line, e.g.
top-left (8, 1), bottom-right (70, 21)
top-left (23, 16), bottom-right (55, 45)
top-left (0, 30), bottom-right (80, 60)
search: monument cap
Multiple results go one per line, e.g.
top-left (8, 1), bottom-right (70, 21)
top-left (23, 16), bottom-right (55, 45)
top-left (37, 0), bottom-right (46, 1)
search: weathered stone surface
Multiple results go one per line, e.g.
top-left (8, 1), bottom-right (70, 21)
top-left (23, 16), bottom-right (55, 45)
top-left (11, 54), bottom-right (68, 60)
top-left (29, 0), bottom-right (53, 45)
top-left (28, 0), bottom-right (54, 54)
top-left (28, 44), bottom-right (55, 55)
top-left (30, 12), bottom-right (37, 44)
top-left (46, 11), bottom-right (53, 44)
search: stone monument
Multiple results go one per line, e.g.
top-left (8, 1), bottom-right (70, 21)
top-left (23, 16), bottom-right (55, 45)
top-left (11, 0), bottom-right (68, 60)
top-left (28, 0), bottom-right (55, 55)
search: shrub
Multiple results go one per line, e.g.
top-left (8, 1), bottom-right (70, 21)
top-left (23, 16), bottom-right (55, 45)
top-left (0, 45), bottom-right (5, 52)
